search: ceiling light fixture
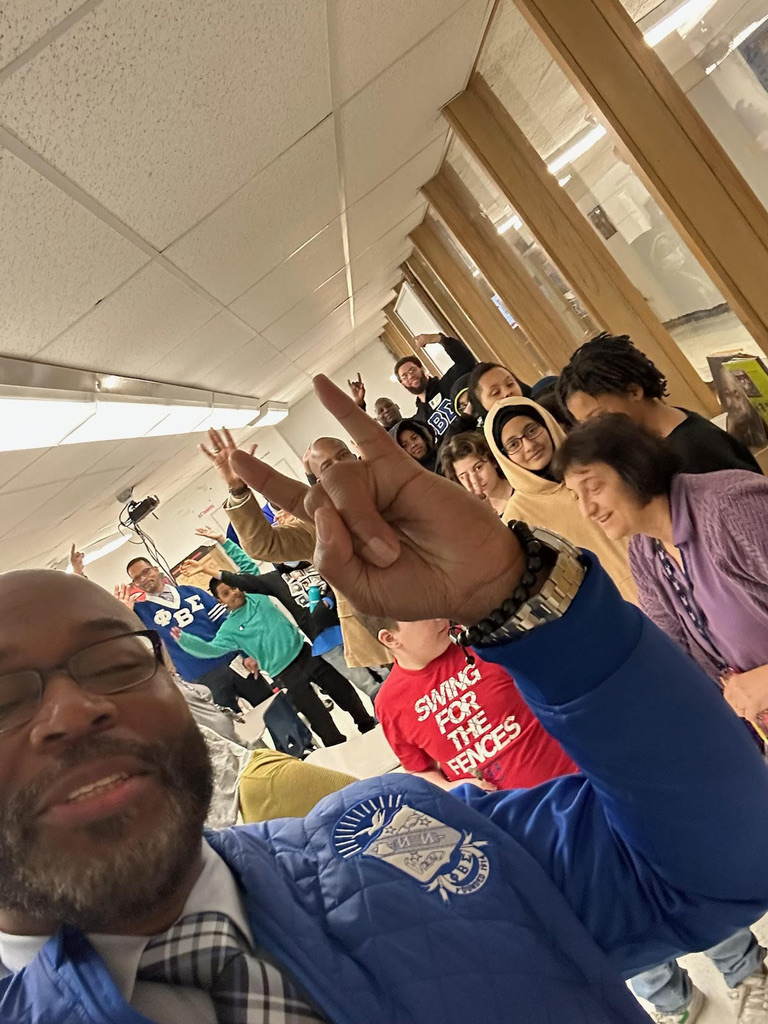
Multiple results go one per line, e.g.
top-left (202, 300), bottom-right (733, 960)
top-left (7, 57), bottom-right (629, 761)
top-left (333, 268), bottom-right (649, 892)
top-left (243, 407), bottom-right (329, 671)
top-left (248, 401), bottom-right (289, 428)
top-left (100, 374), bottom-right (122, 390)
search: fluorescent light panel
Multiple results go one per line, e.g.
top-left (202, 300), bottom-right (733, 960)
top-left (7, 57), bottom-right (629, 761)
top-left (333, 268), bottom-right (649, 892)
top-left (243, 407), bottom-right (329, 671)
top-left (0, 396), bottom-right (266, 452)
top-left (0, 397), bottom-right (95, 451)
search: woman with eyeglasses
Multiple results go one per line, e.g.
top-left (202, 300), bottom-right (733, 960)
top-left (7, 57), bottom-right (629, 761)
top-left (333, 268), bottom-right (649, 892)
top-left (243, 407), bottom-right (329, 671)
top-left (484, 397), bottom-right (637, 602)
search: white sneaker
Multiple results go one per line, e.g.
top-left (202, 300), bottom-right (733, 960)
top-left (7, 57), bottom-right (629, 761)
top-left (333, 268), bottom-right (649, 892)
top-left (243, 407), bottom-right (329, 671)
top-left (730, 968), bottom-right (768, 1022)
top-left (649, 986), bottom-right (705, 1024)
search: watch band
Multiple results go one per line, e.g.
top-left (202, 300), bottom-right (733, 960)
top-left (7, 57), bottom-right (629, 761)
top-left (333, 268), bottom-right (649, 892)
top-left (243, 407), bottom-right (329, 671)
top-left (452, 523), bottom-right (585, 648)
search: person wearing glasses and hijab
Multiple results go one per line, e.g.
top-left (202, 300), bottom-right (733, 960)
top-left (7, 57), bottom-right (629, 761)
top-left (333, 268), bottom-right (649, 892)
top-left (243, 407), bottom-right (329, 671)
top-left (484, 397), bottom-right (637, 602)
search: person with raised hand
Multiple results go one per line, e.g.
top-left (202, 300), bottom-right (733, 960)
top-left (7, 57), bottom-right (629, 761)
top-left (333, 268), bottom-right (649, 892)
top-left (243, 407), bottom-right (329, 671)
top-left (199, 427), bottom-right (392, 671)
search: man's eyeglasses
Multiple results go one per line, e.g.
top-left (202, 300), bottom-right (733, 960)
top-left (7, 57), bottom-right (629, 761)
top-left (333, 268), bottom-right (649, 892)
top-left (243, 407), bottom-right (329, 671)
top-left (0, 630), bottom-right (164, 736)
top-left (130, 566), bottom-right (156, 584)
top-left (501, 422), bottom-right (545, 458)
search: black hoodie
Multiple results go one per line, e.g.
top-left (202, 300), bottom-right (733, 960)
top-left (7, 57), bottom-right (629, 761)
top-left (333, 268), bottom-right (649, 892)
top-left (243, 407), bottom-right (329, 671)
top-left (389, 417), bottom-right (438, 474)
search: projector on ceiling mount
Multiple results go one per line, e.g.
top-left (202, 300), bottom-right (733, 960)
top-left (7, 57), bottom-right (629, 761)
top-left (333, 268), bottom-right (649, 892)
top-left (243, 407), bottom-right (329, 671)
top-left (125, 495), bottom-right (160, 527)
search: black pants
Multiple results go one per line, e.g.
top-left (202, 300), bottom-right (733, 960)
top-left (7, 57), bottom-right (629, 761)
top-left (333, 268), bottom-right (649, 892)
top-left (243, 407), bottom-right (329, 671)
top-left (274, 645), bottom-right (375, 747)
top-left (196, 664), bottom-right (272, 713)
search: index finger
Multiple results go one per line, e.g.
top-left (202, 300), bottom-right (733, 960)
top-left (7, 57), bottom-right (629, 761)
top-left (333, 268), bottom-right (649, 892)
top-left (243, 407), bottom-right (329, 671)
top-left (229, 452), bottom-right (311, 521)
top-left (312, 375), bottom-right (412, 464)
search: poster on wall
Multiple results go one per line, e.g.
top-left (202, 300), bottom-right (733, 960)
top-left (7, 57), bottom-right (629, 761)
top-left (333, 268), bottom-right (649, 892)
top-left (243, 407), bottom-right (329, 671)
top-left (708, 353), bottom-right (768, 448)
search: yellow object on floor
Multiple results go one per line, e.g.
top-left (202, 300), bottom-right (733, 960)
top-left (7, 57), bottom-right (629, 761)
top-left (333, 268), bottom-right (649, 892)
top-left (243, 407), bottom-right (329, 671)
top-left (238, 748), bottom-right (356, 823)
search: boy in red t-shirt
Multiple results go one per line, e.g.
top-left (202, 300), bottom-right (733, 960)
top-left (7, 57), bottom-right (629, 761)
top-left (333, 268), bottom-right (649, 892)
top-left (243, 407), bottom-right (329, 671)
top-left (366, 616), bottom-right (577, 791)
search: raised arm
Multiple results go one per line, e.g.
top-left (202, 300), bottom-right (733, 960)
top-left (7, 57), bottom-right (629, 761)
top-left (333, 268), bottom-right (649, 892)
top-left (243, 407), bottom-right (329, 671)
top-left (198, 429), bottom-right (316, 565)
top-left (228, 375), bottom-right (768, 970)
top-left (172, 625), bottom-right (238, 660)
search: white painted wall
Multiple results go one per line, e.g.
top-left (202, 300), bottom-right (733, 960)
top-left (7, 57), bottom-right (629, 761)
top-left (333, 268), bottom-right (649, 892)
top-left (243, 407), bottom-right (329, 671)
top-left (277, 340), bottom-right (406, 455)
top-left (85, 425), bottom-right (305, 590)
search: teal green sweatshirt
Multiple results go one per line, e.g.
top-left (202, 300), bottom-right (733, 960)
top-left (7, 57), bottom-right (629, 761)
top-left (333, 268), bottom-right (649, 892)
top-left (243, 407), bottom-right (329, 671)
top-left (176, 541), bottom-right (303, 678)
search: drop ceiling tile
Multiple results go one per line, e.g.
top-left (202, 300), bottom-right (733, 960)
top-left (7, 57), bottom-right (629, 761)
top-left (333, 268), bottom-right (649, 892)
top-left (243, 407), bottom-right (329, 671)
top-left (0, 440), bottom-right (120, 493)
top-left (346, 139), bottom-right (441, 256)
top-left (0, 448), bottom-right (46, 490)
top-left (0, 481), bottom-right (68, 539)
top-left (0, 150), bottom-right (148, 358)
top-left (269, 374), bottom-right (314, 405)
top-left (0, 0), bottom-right (80, 70)
top-left (329, 0), bottom-right (467, 103)
top-left (229, 221), bottom-right (346, 333)
top-left (0, 0), bottom-right (332, 247)
top-left (283, 303), bottom-right (353, 363)
top-left (143, 311), bottom-right (256, 390)
top-left (36, 263), bottom-right (219, 375)
top-left (93, 437), bottom-right (171, 474)
top-left (14, 467), bottom-right (128, 539)
top-left (166, 119), bottom-right (341, 304)
top-left (204, 337), bottom-right (289, 397)
top-left (353, 276), bottom-right (400, 312)
top-left (262, 270), bottom-right (350, 351)
top-left (296, 335), bottom-right (358, 374)
top-left (338, 0), bottom-right (490, 203)
top-left (350, 209), bottom-right (421, 291)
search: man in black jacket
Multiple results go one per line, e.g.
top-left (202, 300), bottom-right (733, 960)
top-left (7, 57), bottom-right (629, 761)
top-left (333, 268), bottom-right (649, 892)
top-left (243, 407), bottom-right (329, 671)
top-left (394, 332), bottom-right (476, 440)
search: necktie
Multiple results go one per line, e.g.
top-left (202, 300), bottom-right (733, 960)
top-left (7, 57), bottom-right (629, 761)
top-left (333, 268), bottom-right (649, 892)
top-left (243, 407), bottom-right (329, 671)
top-left (137, 911), bottom-right (326, 1023)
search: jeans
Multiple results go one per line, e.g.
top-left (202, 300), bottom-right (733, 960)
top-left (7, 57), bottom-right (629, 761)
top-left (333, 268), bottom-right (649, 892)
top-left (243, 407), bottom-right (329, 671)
top-left (273, 645), bottom-right (375, 747)
top-left (630, 928), bottom-right (765, 1012)
top-left (320, 645), bottom-right (388, 700)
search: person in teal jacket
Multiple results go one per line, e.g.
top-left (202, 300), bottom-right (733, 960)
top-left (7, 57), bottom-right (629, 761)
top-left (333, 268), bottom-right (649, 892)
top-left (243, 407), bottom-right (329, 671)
top-left (173, 560), bottom-right (375, 746)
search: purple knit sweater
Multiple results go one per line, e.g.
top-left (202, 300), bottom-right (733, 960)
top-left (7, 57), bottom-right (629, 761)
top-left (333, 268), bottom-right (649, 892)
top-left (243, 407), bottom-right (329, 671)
top-left (629, 471), bottom-right (768, 679)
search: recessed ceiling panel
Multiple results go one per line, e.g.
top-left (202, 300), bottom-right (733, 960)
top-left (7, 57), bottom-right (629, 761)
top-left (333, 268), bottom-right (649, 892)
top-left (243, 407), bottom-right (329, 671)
top-left (0, 0), bottom-right (332, 246)
top-left (329, 0), bottom-right (467, 103)
top-left (262, 270), bottom-right (350, 351)
top-left (229, 220), bottom-right (347, 333)
top-left (338, 0), bottom-right (490, 203)
top-left (143, 311), bottom-right (256, 391)
top-left (166, 119), bottom-right (341, 304)
top-left (0, 150), bottom-right (147, 358)
top-left (346, 137), bottom-right (442, 256)
top-left (35, 263), bottom-right (219, 375)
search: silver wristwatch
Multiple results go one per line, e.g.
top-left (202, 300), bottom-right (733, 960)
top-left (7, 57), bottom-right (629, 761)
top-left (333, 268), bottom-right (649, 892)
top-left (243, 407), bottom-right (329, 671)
top-left (471, 527), bottom-right (586, 647)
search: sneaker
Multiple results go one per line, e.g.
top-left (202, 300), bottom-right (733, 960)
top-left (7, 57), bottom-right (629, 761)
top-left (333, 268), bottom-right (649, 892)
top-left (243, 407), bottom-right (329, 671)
top-left (730, 967), bottom-right (768, 1022)
top-left (649, 986), bottom-right (705, 1024)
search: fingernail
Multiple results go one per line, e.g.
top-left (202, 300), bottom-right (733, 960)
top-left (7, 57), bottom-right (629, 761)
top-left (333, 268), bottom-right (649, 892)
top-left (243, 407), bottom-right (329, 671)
top-left (364, 536), bottom-right (399, 567)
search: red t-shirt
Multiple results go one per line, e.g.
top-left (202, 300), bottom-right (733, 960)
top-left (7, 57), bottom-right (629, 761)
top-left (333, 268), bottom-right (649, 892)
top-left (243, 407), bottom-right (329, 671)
top-left (376, 643), bottom-right (577, 789)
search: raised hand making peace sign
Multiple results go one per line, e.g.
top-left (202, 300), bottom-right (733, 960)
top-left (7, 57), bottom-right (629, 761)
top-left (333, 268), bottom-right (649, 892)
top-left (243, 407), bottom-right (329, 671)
top-left (226, 376), bottom-right (524, 625)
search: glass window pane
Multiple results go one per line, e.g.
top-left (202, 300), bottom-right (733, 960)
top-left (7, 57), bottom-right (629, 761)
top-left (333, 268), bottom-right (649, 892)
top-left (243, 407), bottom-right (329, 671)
top-left (626, 0), bottom-right (768, 213)
top-left (445, 135), bottom-right (599, 344)
top-left (424, 209), bottom-right (555, 379)
top-left (477, 0), bottom-right (764, 381)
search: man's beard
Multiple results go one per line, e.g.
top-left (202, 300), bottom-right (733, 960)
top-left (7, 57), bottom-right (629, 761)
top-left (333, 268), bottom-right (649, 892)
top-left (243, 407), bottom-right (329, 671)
top-left (402, 380), bottom-right (426, 395)
top-left (0, 723), bottom-right (213, 932)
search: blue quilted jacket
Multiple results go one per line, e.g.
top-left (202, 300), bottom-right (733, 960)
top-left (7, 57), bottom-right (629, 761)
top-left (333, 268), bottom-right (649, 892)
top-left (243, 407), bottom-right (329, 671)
top-left (5, 557), bottom-right (768, 1023)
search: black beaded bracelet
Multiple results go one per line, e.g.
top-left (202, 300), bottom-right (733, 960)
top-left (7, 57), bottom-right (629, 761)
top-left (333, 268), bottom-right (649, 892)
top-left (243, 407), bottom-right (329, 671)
top-left (451, 520), bottom-right (552, 648)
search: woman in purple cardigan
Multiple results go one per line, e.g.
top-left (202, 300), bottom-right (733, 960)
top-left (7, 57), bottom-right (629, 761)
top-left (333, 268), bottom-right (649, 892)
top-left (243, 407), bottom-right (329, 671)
top-left (553, 412), bottom-right (768, 1022)
top-left (553, 413), bottom-right (768, 699)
